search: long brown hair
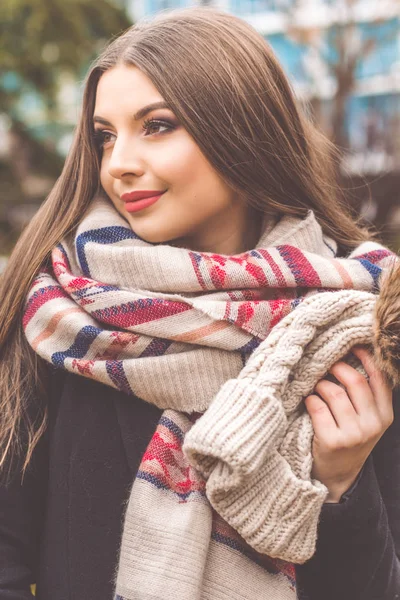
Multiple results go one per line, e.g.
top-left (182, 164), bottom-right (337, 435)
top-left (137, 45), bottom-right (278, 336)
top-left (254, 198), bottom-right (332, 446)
top-left (0, 6), bottom-right (374, 475)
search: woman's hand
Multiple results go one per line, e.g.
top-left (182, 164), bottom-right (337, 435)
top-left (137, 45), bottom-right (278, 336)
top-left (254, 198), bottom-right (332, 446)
top-left (304, 346), bottom-right (394, 503)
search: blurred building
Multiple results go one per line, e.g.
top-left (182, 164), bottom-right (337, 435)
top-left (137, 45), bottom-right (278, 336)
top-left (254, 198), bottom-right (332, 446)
top-left (11, 0), bottom-right (400, 177)
top-left (1, 0), bottom-right (399, 255)
top-left (129, 0), bottom-right (400, 178)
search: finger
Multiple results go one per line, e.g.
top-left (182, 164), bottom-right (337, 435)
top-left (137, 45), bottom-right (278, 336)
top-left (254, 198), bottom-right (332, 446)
top-left (351, 346), bottom-right (380, 382)
top-left (304, 393), bottom-right (338, 439)
top-left (314, 378), bottom-right (358, 428)
top-left (352, 346), bottom-right (392, 398)
top-left (352, 347), bottom-right (393, 425)
top-left (328, 360), bottom-right (376, 416)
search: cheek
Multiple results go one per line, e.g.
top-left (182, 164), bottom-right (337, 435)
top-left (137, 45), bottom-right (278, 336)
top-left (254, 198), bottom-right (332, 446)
top-left (158, 152), bottom-right (193, 185)
top-left (166, 145), bottom-right (219, 196)
top-left (160, 135), bottom-right (207, 185)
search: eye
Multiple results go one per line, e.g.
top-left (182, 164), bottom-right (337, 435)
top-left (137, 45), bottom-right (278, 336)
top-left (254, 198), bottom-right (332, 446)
top-left (142, 118), bottom-right (175, 136)
top-left (93, 130), bottom-right (116, 149)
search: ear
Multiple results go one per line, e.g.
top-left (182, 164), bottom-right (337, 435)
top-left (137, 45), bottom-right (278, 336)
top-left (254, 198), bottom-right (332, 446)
top-left (373, 259), bottom-right (400, 388)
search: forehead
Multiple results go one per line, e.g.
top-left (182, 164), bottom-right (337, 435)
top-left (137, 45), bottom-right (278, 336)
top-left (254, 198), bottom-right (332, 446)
top-left (94, 65), bottom-right (164, 116)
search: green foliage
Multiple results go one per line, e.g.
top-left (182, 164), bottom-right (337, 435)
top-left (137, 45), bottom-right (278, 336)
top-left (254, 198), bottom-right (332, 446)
top-left (0, 0), bottom-right (132, 247)
top-left (0, 0), bottom-right (131, 114)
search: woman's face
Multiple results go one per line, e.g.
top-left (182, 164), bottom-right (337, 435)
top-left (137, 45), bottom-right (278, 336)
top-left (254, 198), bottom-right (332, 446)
top-left (93, 64), bottom-right (259, 254)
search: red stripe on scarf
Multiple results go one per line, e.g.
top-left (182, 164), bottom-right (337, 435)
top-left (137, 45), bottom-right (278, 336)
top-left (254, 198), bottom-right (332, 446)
top-left (189, 252), bottom-right (208, 290)
top-left (256, 249), bottom-right (287, 287)
top-left (278, 245), bottom-right (322, 287)
top-left (91, 298), bottom-right (192, 328)
top-left (23, 286), bottom-right (68, 328)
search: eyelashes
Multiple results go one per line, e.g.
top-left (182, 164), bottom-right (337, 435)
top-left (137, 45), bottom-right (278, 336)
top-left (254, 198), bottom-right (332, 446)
top-left (92, 130), bottom-right (115, 149)
top-left (93, 118), bottom-right (176, 150)
top-left (142, 117), bottom-right (176, 136)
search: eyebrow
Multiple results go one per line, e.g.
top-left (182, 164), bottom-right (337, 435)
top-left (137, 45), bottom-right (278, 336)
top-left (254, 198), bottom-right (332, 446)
top-left (93, 101), bottom-right (171, 126)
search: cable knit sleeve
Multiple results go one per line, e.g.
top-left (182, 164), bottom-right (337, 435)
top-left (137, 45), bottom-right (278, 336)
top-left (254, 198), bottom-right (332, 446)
top-left (295, 387), bottom-right (400, 600)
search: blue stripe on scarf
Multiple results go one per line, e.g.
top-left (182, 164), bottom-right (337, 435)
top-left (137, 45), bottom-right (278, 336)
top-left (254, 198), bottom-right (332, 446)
top-left (292, 296), bottom-right (303, 309)
top-left (25, 284), bottom-right (65, 312)
top-left (238, 336), bottom-right (263, 366)
top-left (76, 226), bottom-right (139, 277)
top-left (238, 336), bottom-right (262, 354)
top-left (72, 284), bottom-right (120, 301)
top-left (191, 251), bottom-right (203, 265)
top-left (51, 325), bottom-right (102, 366)
top-left (92, 297), bottom-right (164, 320)
top-left (355, 258), bottom-right (382, 291)
top-left (158, 415), bottom-right (185, 444)
top-left (277, 245), bottom-right (319, 287)
top-left (106, 360), bottom-right (132, 396)
top-left (136, 471), bottom-right (205, 501)
top-left (140, 338), bottom-right (172, 357)
top-left (323, 239), bottom-right (336, 256)
top-left (56, 243), bottom-right (72, 270)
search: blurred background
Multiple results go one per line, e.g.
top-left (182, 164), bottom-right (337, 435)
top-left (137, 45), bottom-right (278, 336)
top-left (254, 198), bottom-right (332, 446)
top-left (1, 0), bottom-right (399, 266)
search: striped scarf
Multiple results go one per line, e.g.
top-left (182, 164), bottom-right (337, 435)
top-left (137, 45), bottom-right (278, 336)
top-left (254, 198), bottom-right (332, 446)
top-left (23, 196), bottom-right (398, 599)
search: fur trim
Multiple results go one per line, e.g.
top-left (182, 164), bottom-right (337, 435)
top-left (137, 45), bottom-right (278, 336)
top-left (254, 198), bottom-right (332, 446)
top-left (373, 259), bottom-right (400, 388)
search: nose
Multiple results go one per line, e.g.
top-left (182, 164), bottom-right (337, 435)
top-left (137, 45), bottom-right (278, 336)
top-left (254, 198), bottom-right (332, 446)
top-left (107, 135), bottom-right (145, 180)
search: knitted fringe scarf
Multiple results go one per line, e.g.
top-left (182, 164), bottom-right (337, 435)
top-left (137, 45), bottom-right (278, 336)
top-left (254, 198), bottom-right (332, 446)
top-left (23, 196), bottom-right (399, 600)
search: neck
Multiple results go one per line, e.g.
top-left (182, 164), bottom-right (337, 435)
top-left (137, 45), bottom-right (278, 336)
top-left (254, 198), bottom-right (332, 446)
top-left (171, 205), bottom-right (263, 255)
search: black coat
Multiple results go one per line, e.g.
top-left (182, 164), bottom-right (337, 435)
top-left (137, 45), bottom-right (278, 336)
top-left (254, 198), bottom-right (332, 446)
top-left (1, 367), bottom-right (400, 600)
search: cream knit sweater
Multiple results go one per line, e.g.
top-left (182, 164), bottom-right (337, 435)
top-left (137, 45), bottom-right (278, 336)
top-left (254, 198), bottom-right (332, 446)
top-left (184, 289), bottom-right (383, 562)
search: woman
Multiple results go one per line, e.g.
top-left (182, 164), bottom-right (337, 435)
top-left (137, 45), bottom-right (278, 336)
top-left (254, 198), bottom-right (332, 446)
top-left (0, 7), bottom-right (399, 600)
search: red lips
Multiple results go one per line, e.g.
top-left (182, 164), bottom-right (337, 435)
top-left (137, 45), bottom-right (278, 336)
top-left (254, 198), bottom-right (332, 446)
top-left (121, 190), bottom-right (166, 202)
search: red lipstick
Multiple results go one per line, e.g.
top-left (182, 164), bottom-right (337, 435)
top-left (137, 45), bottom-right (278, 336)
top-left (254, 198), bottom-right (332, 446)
top-left (121, 190), bottom-right (166, 213)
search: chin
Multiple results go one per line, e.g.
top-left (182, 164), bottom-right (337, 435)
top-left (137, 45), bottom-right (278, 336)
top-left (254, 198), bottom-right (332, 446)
top-left (124, 218), bottom-right (179, 246)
